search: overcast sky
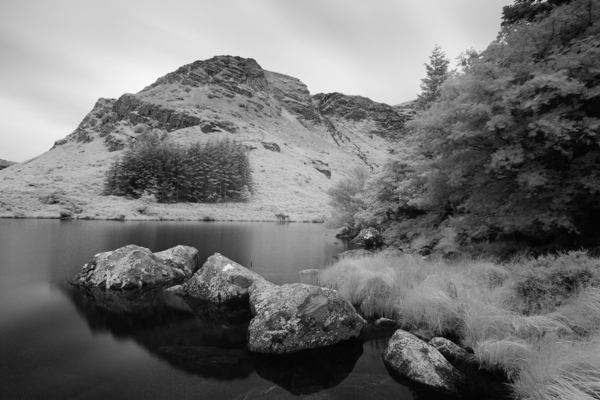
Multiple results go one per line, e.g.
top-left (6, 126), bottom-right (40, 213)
top-left (0, 0), bottom-right (512, 162)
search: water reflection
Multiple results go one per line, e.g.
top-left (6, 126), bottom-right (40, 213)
top-left (64, 285), bottom-right (253, 380)
top-left (64, 283), bottom-right (367, 391)
top-left (250, 339), bottom-right (363, 395)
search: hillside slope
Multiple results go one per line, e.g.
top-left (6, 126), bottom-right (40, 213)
top-left (0, 56), bottom-right (411, 221)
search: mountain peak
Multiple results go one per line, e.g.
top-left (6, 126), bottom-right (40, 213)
top-left (0, 55), bottom-right (415, 221)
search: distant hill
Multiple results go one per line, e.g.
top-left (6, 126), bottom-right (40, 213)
top-left (0, 56), bottom-right (414, 221)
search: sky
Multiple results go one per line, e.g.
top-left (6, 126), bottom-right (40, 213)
top-left (0, 0), bottom-right (513, 162)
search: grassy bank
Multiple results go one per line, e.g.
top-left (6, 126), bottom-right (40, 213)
top-left (319, 251), bottom-right (600, 400)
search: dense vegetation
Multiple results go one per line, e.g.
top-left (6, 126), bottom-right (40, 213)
top-left (319, 251), bottom-right (600, 399)
top-left (104, 137), bottom-right (253, 203)
top-left (330, 0), bottom-right (600, 253)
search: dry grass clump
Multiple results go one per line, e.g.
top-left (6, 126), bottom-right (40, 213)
top-left (319, 250), bottom-right (600, 400)
top-left (512, 334), bottom-right (600, 400)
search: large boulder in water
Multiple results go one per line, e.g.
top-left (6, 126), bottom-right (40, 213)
top-left (382, 329), bottom-right (469, 395)
top-left (176, 253), bottom-right (270, 305)
top-left (247, 283), bottom-right (365, 354)
top-left (154, 245), bottom-right (201, 276)
top-left (69, 244), bottom-right (199, 290)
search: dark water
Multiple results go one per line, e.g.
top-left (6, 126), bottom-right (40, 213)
top-left (0, 219), bottom-right (509, 400)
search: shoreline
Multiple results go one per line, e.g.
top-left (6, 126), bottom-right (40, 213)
top-left (0, 190), bottom-right (329, 223)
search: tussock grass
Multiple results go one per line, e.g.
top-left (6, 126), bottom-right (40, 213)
top-left (320, 250), bottom-right (600, 400)
top-left (513, 335), bottom-right (600, 400)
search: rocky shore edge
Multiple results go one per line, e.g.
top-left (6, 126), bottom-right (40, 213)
top-left (68, 243), bottom-right (501, 397)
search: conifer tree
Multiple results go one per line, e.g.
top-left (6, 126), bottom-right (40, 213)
top-left (416, 45), bottom-right (450, 109)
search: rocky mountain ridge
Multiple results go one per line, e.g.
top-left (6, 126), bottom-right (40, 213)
top-left (0, 55), bottom-right (413, 221)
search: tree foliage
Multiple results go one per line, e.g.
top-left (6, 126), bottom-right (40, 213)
top-left (104, 137), bottom-right (253, 203)
top-left (366, 0), bottom-right (600, 249)
top-left (501, 0), bottom-right (574, 26)
top-left (326, 166), bottom-right (369, 228)
top-left (416, 45), bottom-right (450, 109)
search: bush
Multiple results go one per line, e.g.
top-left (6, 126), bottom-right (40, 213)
top-left (513, 251), bottom-right (600, 314)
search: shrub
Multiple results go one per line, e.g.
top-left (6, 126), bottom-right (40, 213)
top-left (513, 252), bottom-right (600, 314)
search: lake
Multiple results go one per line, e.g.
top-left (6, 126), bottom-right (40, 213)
top-left (0, 219), bottom-right (508, 400)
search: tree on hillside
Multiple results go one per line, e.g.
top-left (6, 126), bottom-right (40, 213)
top-left (501, 0), bottom-right (573, 26)
top-left (416, 45), bottom-right (450, 109)
top-left (403, 0), bottom-right (600, 248)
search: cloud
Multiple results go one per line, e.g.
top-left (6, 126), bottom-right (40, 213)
top-left (0, 0), bottom-right (513, 161)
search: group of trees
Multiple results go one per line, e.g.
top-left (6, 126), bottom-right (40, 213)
top-left (330, 0), bottom-right (600, 251)
top-left (105, 137), bottom-right (253, 203)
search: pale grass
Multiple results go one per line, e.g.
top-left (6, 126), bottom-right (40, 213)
top-left (473, 339), bottom-right (532, 380)
top-left (320, 252), bottom-right (600, 400)
top-left (512, 334), bottom-right (600, 400)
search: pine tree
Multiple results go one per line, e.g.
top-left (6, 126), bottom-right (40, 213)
top-left (416, 45), bottom-right (450, 109)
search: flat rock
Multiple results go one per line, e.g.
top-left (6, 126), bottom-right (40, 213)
top-left (382, 329), bottom-right (469, 395)
top-left (69, 244), bottom-right (197, 290)
top-left (247, 283), bottom-right (365, 354)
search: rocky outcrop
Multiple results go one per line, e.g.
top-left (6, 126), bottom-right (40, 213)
top-left (113, 94), bottom-right (202, 132)
top-left (247, 283), bottom-right (365, 354)
top-left (69, 244), bottom-right (198, 290)
top-left (0, 159), bottom-right (16, 170)
top-left (349, 227), bottom-right (384, 250)
top-left (143, 56), bottom-right (270, 97)
top-left (313, 92), bottom-right (409, 139)
top-left (382, 329), bottom-right (469, 395)
top-left (261, 142), bottom-right (280, 152)
top-left (264, 71), bottom-right (320, 123)
top-left (176, 253), bottom-right (269, 305)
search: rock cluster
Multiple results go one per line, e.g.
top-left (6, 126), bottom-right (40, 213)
top-left (69, 244), bottom-right (199, 290)
top-left (69, 244), bottom-right (477, 397)
top-left (382, 330), bottom-right (469, 395)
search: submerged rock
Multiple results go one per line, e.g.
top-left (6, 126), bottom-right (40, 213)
top-left (176, 253), bottom-right (269, 304)
top-left (382, 329), bottom-right (469, 395)
top-left (69, 244), bottom-right (198, 290)
top-left (247, 283), bottom-right (365, 354)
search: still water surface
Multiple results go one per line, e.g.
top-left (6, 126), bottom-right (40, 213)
top-left (0, 219), bottom-right (511, 400)
top-left (0, 219), bottom-right (419, 400)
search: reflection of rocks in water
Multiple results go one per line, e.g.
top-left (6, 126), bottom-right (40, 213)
top-left (63, 284), bottom-right (253, 380)
top-left (178, 296), bottom-right (252, 326)
top-left (158, 346), bottom-right (253, 380)
top-left (236, 374), bottom-right (403, 400)
top-left (250, 338), bottom-right (363, 395)
top-left (66, 285), bottom-right (196, 337)
top-left (234, 385), bottom-right (334, 400)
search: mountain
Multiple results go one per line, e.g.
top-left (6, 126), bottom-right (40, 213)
top-left (0, 56), bottom-right (412, 221)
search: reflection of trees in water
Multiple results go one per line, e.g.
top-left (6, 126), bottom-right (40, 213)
top-left (63, 285), bottom-right (253, 380)
top-left (250, 339), bottom-right (363, 395)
